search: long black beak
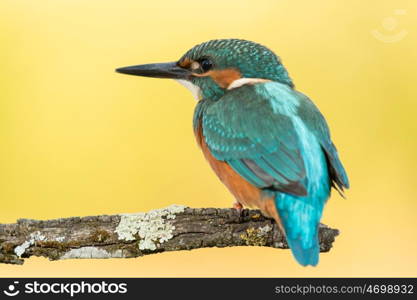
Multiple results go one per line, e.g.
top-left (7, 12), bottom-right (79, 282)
top-left (115, 62), bottom-right (191, 79)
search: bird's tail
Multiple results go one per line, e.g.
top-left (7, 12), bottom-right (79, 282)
top-left (285, 226), bottom-right (319, 267)
top-left (275, 193), bottom-right (322, 267)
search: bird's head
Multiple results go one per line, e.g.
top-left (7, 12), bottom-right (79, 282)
top-left (116, 39), bottom-right (293, 100)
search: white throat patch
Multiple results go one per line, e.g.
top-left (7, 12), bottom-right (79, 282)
top-left (175, 79), bottom-right (202, 101)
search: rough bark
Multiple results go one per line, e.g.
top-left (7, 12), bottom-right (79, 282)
top-left (0, 206), bottom-right (339, 265)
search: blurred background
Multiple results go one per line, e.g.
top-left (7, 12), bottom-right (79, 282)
top-left (1, 0), bottom-right (416, 276)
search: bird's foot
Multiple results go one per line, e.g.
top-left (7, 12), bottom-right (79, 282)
top-left (232, 201), bottom-right (244, 214)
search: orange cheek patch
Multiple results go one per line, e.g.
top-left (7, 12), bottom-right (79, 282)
top-left (193, 68), bottom-right (242, 89)
top-left (208, 68), bottom-right (241, 89)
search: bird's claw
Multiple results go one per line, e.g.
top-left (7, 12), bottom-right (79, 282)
top-left (232, 201), bottom-right (244, 216)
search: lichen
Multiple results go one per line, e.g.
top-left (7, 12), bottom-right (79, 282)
top-left (13, 231), bottom-right (68, 257)
top-left (275, 241), bottom-right (285, 248)
top-left (240, 225), bottom-right (272, 246)
top-left (60, 247), bottom-right (124, 259)
top-left (115, 204), bottom-right (187, 251)
top-left (55, 236), bottom-right (65, 242)
top-left (14, 231), bottom-right (46, 257)
top-left (14, 241), bottom-right (31, 257)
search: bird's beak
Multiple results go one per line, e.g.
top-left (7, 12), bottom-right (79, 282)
top-left (115, 62), bottom-right (191, 80)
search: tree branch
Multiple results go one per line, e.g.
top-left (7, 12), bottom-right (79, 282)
top-left (0, 205), bottom-right (339, 265)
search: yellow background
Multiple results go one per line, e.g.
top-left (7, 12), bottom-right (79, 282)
top-left (1, 0), bottom-right (416, 277)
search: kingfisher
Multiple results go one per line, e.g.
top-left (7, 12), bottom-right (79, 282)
top-left (116, 39), bottom-right (349, 266)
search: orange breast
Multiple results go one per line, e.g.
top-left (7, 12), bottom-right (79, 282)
top-left (195, 123), bottom-right (282, 230)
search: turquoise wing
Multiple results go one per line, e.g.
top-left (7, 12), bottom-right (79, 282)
top-left (202, 82), bottom-right (308, 196)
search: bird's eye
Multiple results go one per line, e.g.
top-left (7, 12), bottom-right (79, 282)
top-left (199, 58), bottom-right (213, 72)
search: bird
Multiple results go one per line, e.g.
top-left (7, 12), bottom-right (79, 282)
top-left (116, 39), bottom-right (349, 266)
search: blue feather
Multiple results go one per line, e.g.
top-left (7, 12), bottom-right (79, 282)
top-left (275, 114), bottom-right (330, 266)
